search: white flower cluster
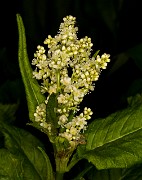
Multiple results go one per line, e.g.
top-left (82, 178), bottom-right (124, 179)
top-left (32, 15), bottom-right (110, 144)
top-left (34, 103), bottom-right (51, 132)
top-left (59, 107), bottom-right (93, 142)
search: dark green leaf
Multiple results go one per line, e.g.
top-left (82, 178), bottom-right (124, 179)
top-left (46, 93), bottom-right (58, 128)
top-left (77, 94), bottom-right (142, 169)
top-left (0, 122), bottom-right (54, 180)
top-left (38, 147), bottom-right (54, 180)
top-left (16, 14), bottom-right (45, 122)
top-left (93, 50), bottom-right (100, 58)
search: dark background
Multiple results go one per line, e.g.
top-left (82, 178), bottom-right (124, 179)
top-left (0, 0), bottom-right (142, 125)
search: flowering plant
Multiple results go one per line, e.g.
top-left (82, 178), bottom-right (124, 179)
top-left (8, 14), bottom-right (142, 179)
top-left (32, 15), bottom-right (110, 146)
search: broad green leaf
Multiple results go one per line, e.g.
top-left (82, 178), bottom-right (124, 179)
top-left (16, 14), bottom-right (45, 122)
top-left (0, 122), bottom-right (54, 180)
top-left (77, 95), bottom-right (142, 169)
top-left (37, 147), bottom-right (54, 180)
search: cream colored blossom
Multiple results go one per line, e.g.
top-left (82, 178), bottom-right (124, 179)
top-left (32, 15), bottom-right (110, 145)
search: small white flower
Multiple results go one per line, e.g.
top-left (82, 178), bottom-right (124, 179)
top-left (48, 84), bottom-right (57, 94)
top-left (70, 127), bottom-right (78, 136)
top-left (57, 94), bottom-right (67, 104)
top-left (61, 77), bottom-right (71, 86)
top-left (58, 115), bottom-right (68, 125)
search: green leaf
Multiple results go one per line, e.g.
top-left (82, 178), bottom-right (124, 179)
top-left (93, 50), bottom-right (100, 58)
top-left (16, 14), bottom-right (45, 122)
top-left (0, 122), bottom-right (54, 180)
top-left (77, 94), bottom-right (142, 169)
top-left (38, 147), bottom-right (55, 180)
top-left (46, 93), bottom-right (58, 128)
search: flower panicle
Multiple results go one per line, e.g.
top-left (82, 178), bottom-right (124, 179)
top-left (32, 15), bottom-right (110, 145)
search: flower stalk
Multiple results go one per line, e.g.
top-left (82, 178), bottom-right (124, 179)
top-left (57, 71), bottom-right (61, 92)
top-left (53, 136), bottom-right (76, 179)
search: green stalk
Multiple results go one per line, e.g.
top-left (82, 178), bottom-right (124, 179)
top-left (54, 140), bottom-right (75, 180)
top-left (55, 155), bottom-right (69, 180)
top-left (57, 71), bottom-right (60, 92)
top-left (55, 156), bottom-right (69, 172)
top-left (55, 172), bottom-right (64, 180)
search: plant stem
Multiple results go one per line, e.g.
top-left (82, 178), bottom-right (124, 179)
top-left (54, 138), bottom-right (76, 179)
top-left (57, 71), bottom-right (60, 92)
top-left (55, 172), bottom-right (64, 180)
top-left (55, 153), bottom-right (70, 180)
top-left (55, 156), bottom-right (69, 172)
